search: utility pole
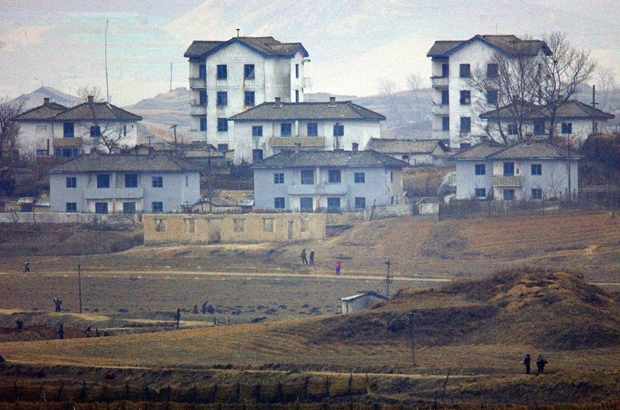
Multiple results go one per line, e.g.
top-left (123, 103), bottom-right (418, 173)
top-left (78, 264), bottom-right (83, 314)
top-left (170, 62), bottom-right (173, 92)
top-left (409, 310), bottom-right (416, 366)
top-left (170, 124), bottom-right (178, 145)
top-left (592, 85), bottom-right (598, 134)
top-left (385, 259), bottom-right (393, 297)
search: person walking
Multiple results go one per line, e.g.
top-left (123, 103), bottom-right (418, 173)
top-left (335, 261), bottom-right (341, 276)
top-left (536, 354), bottom-right (548, 374)
top-left (523, 354), bottom-right (531, 374)
top-left (53, 298), bottom-right (62, 312)
top-left (300, 249), bottom-right (308, 265)
top-left (23, 260), bottom-right (30, 273)
top-left (309, 250), bottom-right (315, 266)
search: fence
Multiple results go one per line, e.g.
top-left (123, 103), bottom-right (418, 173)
top-left (0, 212), bottom-right (140, 225)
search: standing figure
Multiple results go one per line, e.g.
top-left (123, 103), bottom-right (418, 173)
top-left (53, 298), bottom-right (62, 312)
top-left (23, 260), bottom-right (30, 273)
top-left (300, 249), bottom-right (308, 265)
top-left (15, 318), bottom-right (24, 331)
top-left (174, 309), bottom-right (181, 329)
top-left (309, 250), bottom-right (315, 266)
top-left (536, 355), bottom-right (548, 374)
top-left (57, 323), bottom-right (64, 340)
top-left (202, 300), bottom-right (208, 314)
top-left (335, 261), bottom-right (341, 276)
top-left (523, 354), bottom-right (531, 374)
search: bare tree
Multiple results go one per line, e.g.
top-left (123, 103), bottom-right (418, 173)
top-left (539, 31), bottom-right (597, 142)
top-left (379, 78), bottom-right (404, 126)
top-left (595, 66), bottom-right (618, 111)
top-left (77, 86), bottom-right (105, 102)
top-left (0, 97), bottom-right (25, 160)
top-left (406, 73), bottom-right (424, 123)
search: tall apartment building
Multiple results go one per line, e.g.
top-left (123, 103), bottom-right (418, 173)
top-left (427, 35), bottom-right (551, 149)
top-left (184, 36), bottom-right (310, 152)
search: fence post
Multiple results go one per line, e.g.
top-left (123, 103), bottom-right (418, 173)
top-left (325, 376), bottom-right (329, 398)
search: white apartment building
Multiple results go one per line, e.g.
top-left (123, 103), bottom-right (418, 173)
top-left (184, 36), bottom-right (310, 152)
top-left (427, 35), bottom-right (551, 150)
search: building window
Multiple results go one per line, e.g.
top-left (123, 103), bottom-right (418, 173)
top-left (333, 124), bottom-right (344, 137)
top-left (531, 188), bottom-right (543, 200)
top-left (475, 164), bottom-right (486, 175)
top-left (441, 90), bottom-right (449, 105)
top-left (442, 116), bottom-right (450, 131)
top-left (307, 123), bottom-right (318, 137)
top-left (216, 64), bottom-right (227, 79)
top-left (217, 118), bottom-right (228, 132)
top-left (37, 149), bottom-right (49, 157)
top-left (263, 218), bottom-right (274, 232)
top-left (200, 117), bottom-right (207, 131)
top-left (487, 90), bottom-right (498, 105)
top-left (504, 189), bottom-right (515, 200)
top-left (295, 90), bottom-right (299, 103)
top-left (234, 218), bottom-right (245, 232)
top-left (301, 170), bottom-right (314, 185)
top-left (507, 123), bottom-right (518, 135)
top-left (475, 188), bottom-right (486, 199)
top-left (531, 164), bottom-right (542, 175)
top-left (274, 197), bottom-right (285, 209)
top-left (354, 172), bottom-right (365, 183)
top-left (244, 91), bottom-right (255, 106)
top-left (487, 63), bottom-right (499, 78)
top-left (63, 122), bottom-right (74, 138)
top-left (460, 90), bottom-right (471, 105)
top-left (199, 64), bottom-right (206, 79)
top-left (185, 218), bottom-right (195, 233)
top-left (295, 64), bottom-right (299, 79)
top-left (218, 144), bottom-right (228, 152)
top-left (328, 169), bottom-right (341, 183)
top-left (152, 176), bottom-right (163, 188)
top-left (327, 197), bottom-right (341, 213)
top-left (281, 123), bottom-right (292, 137)
top-left (460, 117), bottom-right (471, 133)
top-left (561, 123), bottom-right (573, 134)
top-left (152, 202), bottom-right (163, 213)
top-left (244, 64), bottom-right (255, 79)
top-left (459, 63), bottom-right (471, 78)
top-left (155, 218), bottom-right (165, 232)
top-left (252, 125), bottom-right (263, 137)
top-left (274, 173), bottom-right (284, 184)
top-left (90, 125), bottom-right (101, 137)
top-left (66, 177), bottom-right (77, 188)
top-left (95, 202), bottom-right (108, 214)
top-left (441, 63), bottom-right (449, 77)
top-left (97, 174), bottom-right (110, 188)
top-left (252, 149), bottom-right (263, 162)
top-left (216, 91), bottom-right (227, 106)
top-left (300, 197), bottom-right (313, 212)
top-left (354, 197), bottom-right (366, 209)
top-left (123, 202), bottom-right (136, 214)
top-left (503, 162), bottom-right (515, 177)
top-left (199, 90), bottom-right (207, 105)
top-left (534, 120), bottom-right (545, 135)
top-left (402, 154), bottom-right (409, 160)
top-left (55, 148), bottom-right (79, 158)
top-left (66, 202), bottom-right (77, 213)
top-left (125, 173), bottom-right (138, 188)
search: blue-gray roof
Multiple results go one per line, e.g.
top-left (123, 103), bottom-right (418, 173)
top-left (185, 36), bottom-right (308, 59)
top-left (230, 101), bottom-right (385, 122)
top-left (451, 139), bottom-right (581, 161)
top-left (427, 34), bottom-right (551, 58)
top-left (48, 154), bottom-right (201, 174)
top-left (252, 150), bottom-right (407, 169)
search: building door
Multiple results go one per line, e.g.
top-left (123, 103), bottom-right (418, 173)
top-left (288, 220), bottom-right (294, 239)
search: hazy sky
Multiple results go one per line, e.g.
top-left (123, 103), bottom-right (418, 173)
top-left (1, 0), bottom-right (619, 106)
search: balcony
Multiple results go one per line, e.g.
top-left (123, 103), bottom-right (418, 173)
top-left (269, 136), bottom-right (326, 148)
top-left (189, 77), bottom-right (207, 89)
top-left (431, 76), bottom-right (449, 88)
top-left (431, 104), bottom-right (449, 115)
top-left (84, 187), bottom-right (144, 200)
top-left (288, 183), bottom-right (347, 196)
top-left (53, 137), bottom-right (83, 148)
top-left (492, 175), bottom-right (522, 187)
top-left (190, 100), bottom-right (208, 115)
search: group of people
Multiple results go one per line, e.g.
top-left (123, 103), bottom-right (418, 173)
top-left (523, 354), bottom-right (548, 374)
top-left (300, 249), bottom-right (315, 266)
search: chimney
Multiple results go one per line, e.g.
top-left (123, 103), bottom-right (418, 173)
top-left (352, 143), bottom-right (359, 152)
top-left (43, 97), bottom-right (50, 105)
top-left (236, 28), bottom-right (240, 38)
top-left (87, 95), bottom-right (94, 103)
top-left (274, 97), bottom-right (282, 107)
top-left (329, 96), bottom-right (336, 106)
top-left (294, 142), bottom-right (301, 155)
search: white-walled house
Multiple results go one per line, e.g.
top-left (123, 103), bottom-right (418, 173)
top-left (252, 148), bottom-right (406, 212)
top-left (12, 97), bottom-right (142, 158)
top-left (184, 36), bottom-right (310, 152)
top-left (365, 138), bottom-right (450, 166)
top-left (480, 100), bottom-right (615, 144)
top-left (48, 154), bottom-right (201, 214)
top-left (230, 97), bottom-right (385, 163)
top-left (427, 35), bottom-right (551, 150)
top-left (452, 139), bottom-right (580, 201)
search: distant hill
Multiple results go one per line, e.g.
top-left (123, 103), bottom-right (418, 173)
top-left (13, 86), bottom-right (82, 110)
top-left (125, 87), bottom-right (192, 128)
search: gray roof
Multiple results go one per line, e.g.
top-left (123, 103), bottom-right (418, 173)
top-left (230, 101), bottom-right (386, 121)
top-left (340, 291), bottom-right (389, 302)
top-left (366, 138), bottom-right (448, 154)
top-left (452, 139), bottom-right (581, 161)
top-left (48, 154), bottom-right (202, 174)
top-left (252, 149), bottom-right (407, 169)
top-left (12, 101), bottom-right (68, 121)
top-left (480, 100), bottom-right (615, 121)
top-left (427, 34), bottom-right (551, 58)
top-left (12, 100), bottom-right (141, 123)
top-left (185, 36), bottom-right (308, 59)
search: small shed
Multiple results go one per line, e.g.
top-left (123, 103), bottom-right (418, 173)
top-left (340, 291), bottom-right (389, 314)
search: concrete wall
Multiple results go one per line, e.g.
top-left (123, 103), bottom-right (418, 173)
top-left (144, 213), bottom-right (326, 245)
top-left (341, 294), bottom-right (386, 314)
top-left (0, 212), bottom-right (139, 225)
top-left (364, 204), bottom-right (411, 220)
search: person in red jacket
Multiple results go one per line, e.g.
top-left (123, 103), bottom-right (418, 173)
top-left (335, 261), bottom-right (341, 275)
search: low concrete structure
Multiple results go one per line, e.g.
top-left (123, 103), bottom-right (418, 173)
top-left (144, 213), bottom-right (326, 245)
top-left (340, 291), bottom-right (389, 314)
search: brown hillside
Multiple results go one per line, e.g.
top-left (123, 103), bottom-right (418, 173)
top-left (292, 268), bottom-right (620, 350)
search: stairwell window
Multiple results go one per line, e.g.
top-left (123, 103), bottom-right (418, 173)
top-left (216, 92), bottom-right (227, 106)
top-left (252, 126), bottom-right (263, 137)
top-left (244, 64), bottom-right (255, 80)
top-left (217, 65), bottom-right (227, 79)
top-left (459, 64), bottom-right (471, 78)
top-left (217, 118), bottom-right (228, 132)
top-left (152, 176), bottom-right (163, 188)
top-left (460, 90), bottom-right (471, 105)
top-left (90, 125), bottom-right (101, 137)
top-left (460, 117), bottom-right (471, 133)
top-left (244, 91), bottom-right (255, 106)
top-left (475, 164), bottom-right (486, 175)
top-left (487, 63), bottom-right (499, 78)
